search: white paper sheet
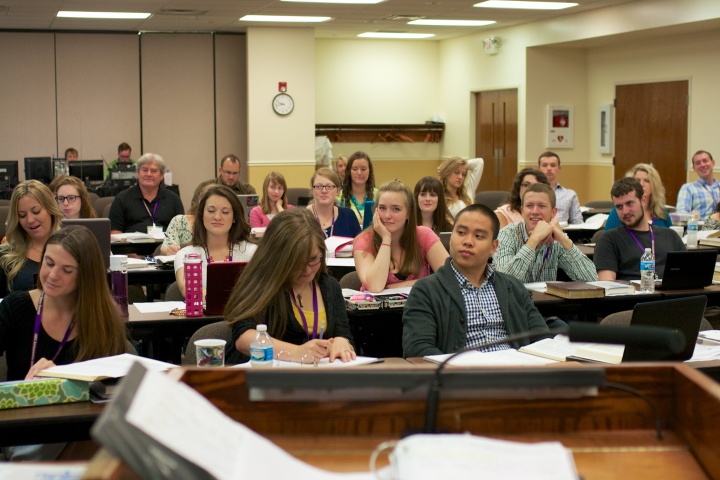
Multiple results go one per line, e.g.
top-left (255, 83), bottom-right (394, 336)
top-left (126, 369), bottom-right (375, 479)
top-left (40, 354), bottom-right (176, 379)
top-left (425, 349), bottom-right (557, 366)
top-left (232, 355), bottom-right (381, 369)
top-left (0, 464), bottom-right (86, 480)
top-left (134, 301), bottom-right (187, 313)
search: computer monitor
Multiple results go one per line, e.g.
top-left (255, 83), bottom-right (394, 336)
top-left (69, 160), bottom-right (104, 185)
top-left (0, 161), bottom-right (19, 188)
top-left (24, 157), bottom-right (53, 185)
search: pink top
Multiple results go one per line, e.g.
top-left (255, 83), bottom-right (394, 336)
top-left (249, 205), bottom-right (295, 228)
top-left (494, 203), bottom-right (523, 226)
top-left (353, 226), bottom-right (440, 290)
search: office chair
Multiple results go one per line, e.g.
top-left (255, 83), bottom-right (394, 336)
top-left (601, 310), bottom-right (712, 331)
top-left (183, 321), bottom-right (233, 366)
top-left (339, 271), bottom-right (362, 290)
top-left (165, 282), bottom-right (184, 302)
top-left (93, 196), bottom-right (115, 217)
top-left (473, 191), bottom-right (508, 211)
top-left (585, 200), bottom-right (614, 209)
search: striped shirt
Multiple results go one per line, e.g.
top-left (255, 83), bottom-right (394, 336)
top-left (554, 184), bottom-right (583, 224)
top-left (451, 262), bottom-right (510, 352)
top-left (676, 178), bottom-right (720, 220)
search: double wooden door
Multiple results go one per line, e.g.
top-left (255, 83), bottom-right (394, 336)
top-left (476, 89), bottom-right (518, 192)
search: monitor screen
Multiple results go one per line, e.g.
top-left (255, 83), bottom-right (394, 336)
top-left (0, 161), bottom-right (19, 188)
top-left (24, 157), bottom-right (53, 184)
top-left (69, 160), bottom-right (104, 183)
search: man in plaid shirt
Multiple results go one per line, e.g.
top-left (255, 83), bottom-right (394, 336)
top-left (676, 150), bottom-right (718, 220)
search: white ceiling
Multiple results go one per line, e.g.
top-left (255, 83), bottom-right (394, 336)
top-left (0, 0), bottom-right (637, 40)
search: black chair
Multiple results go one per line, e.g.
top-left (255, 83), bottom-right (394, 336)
top-left (474, 191), bottom-right (508, 211)
top-left (585, 200), bottom-right (614, 209)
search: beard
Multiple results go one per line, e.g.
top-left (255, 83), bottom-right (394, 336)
top-left (622, 205), bottom-right (645, 229)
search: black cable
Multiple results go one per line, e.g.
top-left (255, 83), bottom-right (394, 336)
top-left (604, 381), bottom-right (664, 441)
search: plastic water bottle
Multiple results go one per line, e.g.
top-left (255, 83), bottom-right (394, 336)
top-left (250, 324), bottom-right (274, 368)
top-left (110, 255), bottom-right (128, 319)
top-left (687, 213), bottom-right (698, 248)
top-left (640, 247), bottom-right (655, 293)
top-left (184, 253), bottom-right (203, 317)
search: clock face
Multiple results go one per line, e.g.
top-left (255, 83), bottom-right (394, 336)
top-left (272, 93), bottom-right (294, 116)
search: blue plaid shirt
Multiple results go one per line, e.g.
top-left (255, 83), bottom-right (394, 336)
top-left (554, 184), bottom-right (583, 224)
top-left (451, 262), bottom-right (510, 352)
top-left (676, 178), bottom-right (720, 220)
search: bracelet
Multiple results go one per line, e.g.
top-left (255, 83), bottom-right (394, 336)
top-left (380, 242), bottom-right (391, 248)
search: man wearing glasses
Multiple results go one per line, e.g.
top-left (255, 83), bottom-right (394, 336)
top-left (104, 142), bottom-right (134, 181)
top-left (214, 154), bottom-right (256, 195)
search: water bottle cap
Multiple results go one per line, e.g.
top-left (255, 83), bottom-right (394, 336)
top-left (257, 324), bottom-right (267, 332)
top-left (644, 248), bottom-right (651, 252)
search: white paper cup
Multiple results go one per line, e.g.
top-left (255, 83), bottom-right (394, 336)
top-left (670, 226), bottom-right (684, 237)
top-left (195, 339), bottom-right (226, 367)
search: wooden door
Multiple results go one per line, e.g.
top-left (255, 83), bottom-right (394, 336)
top-left (476, 89), bottom-right (518, 192)
top-left (615, 81), bottom-right (688, 206)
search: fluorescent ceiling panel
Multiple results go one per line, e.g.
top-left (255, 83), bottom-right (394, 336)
top-left (358, 32), bottom-right (435, 39)
top-left (240, 15), bottom-right (332, 23)
top-left (474, 1), bottom-right (578, 10)
top-left (282, 0), bottom-right (385, 4)
top-left (57, 11), bottom-right (151, 19)
top-left (409, 19), bottom-right (496, 26)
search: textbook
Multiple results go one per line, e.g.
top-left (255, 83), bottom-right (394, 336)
top-left (545, 282), bottom-right (604, 299)
top-left (0, 377), bottom-right (89, 410)
top-left (567, 343), bottom-right (624, 364)
top-left (586, 280), bottom-right (635, 295)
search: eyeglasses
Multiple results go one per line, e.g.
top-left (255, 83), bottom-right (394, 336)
top-left (312, 185), bottom-right (337, 191)
top-left (307, 255), bottom-right (323, 267)
top-left (56, 195), bottom-right (78, 204)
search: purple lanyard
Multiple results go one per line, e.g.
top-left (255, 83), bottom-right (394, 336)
top-left (313, 205), bottom-right (335, 238)
top-left (518, 224), bottom-right (552, 281)
top-left (701, 181), bottom-right (719, 207)
top-left (204, 244), bottom-right (234, 263)
top-left (143, 200), bottom-right (159, 225)
top-left (625, 226), bottom-right (655, 256)
top-left (290, 281), bottom-right (319, 340)
top-left (30, 292), bottom-right (75, 369)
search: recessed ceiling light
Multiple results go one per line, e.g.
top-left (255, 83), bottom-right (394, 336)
top-left (57, 11), bottom-right (151, 19)
top-left (409, 19), bottom-right (496, 26)
top-left (474, 1), bottom-right (578, 10)
top-left (358, 32), bottom-right (435, 39)
top-left (282, 0), bottom-right (385, 4)
top-left (240, 15), bottom-right (332, 23)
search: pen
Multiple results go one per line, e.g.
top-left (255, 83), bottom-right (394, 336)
top-left (319, 323), bottom-right (325, 340)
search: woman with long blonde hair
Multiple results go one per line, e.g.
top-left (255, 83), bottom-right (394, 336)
top-left (249, 171), bottom-right (293, 228)
top-left (438, 157), bottom-right (484, 218)
top-left (604, 163), bottom-right (672, 230)
top-left (0, 180), bottom-right (63, 296)
top-left (353, 180), bottom-right (448, 293)
top-left (225, 209), bottom-right (355, 364)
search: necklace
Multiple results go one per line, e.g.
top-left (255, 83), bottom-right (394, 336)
top-left (289, 281), bottom-right (319, 340)
top-left (30, 245), bottom-right (44, 255)
top-left (312, 205), bottom-right (335, 238)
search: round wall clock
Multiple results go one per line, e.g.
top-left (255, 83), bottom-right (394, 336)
top-left (272, 92), bottom-right (294, 116)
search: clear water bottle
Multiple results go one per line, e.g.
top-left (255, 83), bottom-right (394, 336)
top-left (250, 324), bottom-right (274, 368)
top-left (110, 255), bottom-right (128, 319)
top-left (640, 247), bottom-right (655, 293)
top-left (687, 213), bottom-right (698, 248)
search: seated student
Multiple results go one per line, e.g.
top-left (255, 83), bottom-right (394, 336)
top-left (174, 185), bottom-right (257, 297)
top-left (0, 180), bottom-right (63, 296)
top-left (604, 163), bottom-right (672, 230)
top-left (225, 209), bottom-right (356, 364)
top-left (161, 182), bottom-right (211, 255)
top-left (353, 180), bottom-right (449, 293)
top-left (337, 151), bottom-right (378, 225)
top-left (307, 167), bottom-right (361, 238)
top-left (494, 183), bottom-right (597, 283)
top-left (494, 168), bottom-right (549, 229)
top-left (49, 175), bottom-right (97, 220)
top-left (0, 226), bottom-right (128, 461)
top-left (108, 153), bottom-right (184, 234)
top-left (249, 171), bottom-right (294, 228)
top-left (595, 177), bottom-right (686, 281)
top-left (438, 156), bottom-right (484, 218)
top-left (402, 204), bottom-right (550, 358)
top-left (414, 176), bottom-right (453, 234)
top-left (676, 150), bottom-right (719, 220)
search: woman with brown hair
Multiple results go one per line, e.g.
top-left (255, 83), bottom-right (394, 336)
top-left (307, 167), bottom-right (361, 238)
top-left (48, 175), bottom-right (97, 219)
top-left (353, 180), bottom-right (448, 292)
top-left (414, 176), bottom-right (453, 234)
top-left (337, 151), bottom-right (377, 225)
top-left (0, 180), bottom-right (63, 296)
top-left (249, 171), bottom-right (293, 228)
top-left (225, 209), bottom-right (355, 364)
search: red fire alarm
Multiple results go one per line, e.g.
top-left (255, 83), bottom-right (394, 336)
top-left (278, 82), bottom-right (287, 92)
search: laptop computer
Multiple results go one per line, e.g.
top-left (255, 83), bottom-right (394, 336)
top-left (623, 295), bottom-right (707, 361)
top-left (237, 194), bottom-right (259, 220)
top-left (61, 218), bottom-right (111, 270)
top-left (655, 249), bottom-right (716, 290)
top-left (204, 262), bottom-right (248, 315)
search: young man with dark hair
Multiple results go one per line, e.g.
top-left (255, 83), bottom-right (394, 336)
top-left (402, 203), bottom-right (549, 358)
top-left (676, 150), bottom-right (719, 220)
top-left (595, 177), bottom-right (685, 281)
top-left (215, 154), bottom-right (256, 195)
top-left (538, 151), bottom-right (582, 224)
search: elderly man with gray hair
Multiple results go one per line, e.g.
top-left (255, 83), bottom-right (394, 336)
top-left (109, 153), bottom-right (184, 233)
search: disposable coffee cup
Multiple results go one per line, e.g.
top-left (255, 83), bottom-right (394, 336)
top-left (670, 226), bottom-right (684, 237)
top-left (195, 339), bottom-right (226, 367)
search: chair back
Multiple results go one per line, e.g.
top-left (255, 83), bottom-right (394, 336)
top-left (286, 187), bottom-right (312, 207)
top-left (87, 191), bottom-right (100, 207)
top-left (473, 191), bottom-right (508, 211)
top-left (585, 200), bottom-right (614, 209)
top-left (94, 196), bottom-right (115, 217)
top-left (183, 321), bottom-right (233, 366)
top-left (339, 271), bottom-right (362, 290)
top-left (165, 281), bottom-right (184, 301)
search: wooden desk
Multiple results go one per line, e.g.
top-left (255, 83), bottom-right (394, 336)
top-left (83, 363), bottom-right (720, 479)
top-left (127, 305), bottom-right (222, 363)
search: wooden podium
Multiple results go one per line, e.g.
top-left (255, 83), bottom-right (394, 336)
top-left (84, 362), bottom-right (720, 479)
